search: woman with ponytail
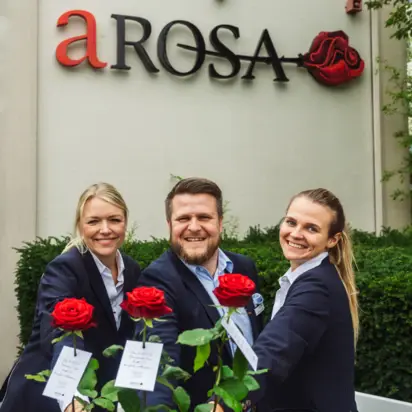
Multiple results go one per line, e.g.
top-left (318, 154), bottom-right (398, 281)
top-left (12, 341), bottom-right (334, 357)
top-left (249, 188), bottom-right (359, 412)
top-left (1, 183), bottom-right (141, 412)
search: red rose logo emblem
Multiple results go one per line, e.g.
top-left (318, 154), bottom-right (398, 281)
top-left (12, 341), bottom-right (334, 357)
top-left (213, 274), bottom-right (256, 308)
top-left (120, 287), bottom-right (173, 319)
top-left (51, 298), bottom-right (96, 331)
top-left (301, 30), bottom-right (365, 86)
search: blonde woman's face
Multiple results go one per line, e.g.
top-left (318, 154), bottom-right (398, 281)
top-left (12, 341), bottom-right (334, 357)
top-left (279, 196), bottom-right (340, 270)
top-left (79, 197), bottom-right (126, 264)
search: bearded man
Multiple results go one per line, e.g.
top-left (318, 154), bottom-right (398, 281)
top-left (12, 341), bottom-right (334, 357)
top-left (135, 177), bottom-right (264, 410)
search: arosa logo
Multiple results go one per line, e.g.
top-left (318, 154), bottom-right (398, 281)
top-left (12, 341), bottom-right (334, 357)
top-left (56, 10), bottom-right (365, 87)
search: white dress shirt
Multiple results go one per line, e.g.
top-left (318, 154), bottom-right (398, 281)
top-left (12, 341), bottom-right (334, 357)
top-left (271, 252), bottom-right (329, 319)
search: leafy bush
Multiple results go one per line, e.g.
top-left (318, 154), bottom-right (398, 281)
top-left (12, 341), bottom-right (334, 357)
top-left (13, 227), bottom-right (412, 402)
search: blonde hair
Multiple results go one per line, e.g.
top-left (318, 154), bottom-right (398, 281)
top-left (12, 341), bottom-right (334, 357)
top-left (288, 188), bottom-right (359, 344)
top-left (62, 182), bottom-right (129, 254)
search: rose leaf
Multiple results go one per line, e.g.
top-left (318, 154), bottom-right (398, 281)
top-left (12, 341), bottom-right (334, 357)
top-left (193, 404), bottom-right (213, 412)
top-left (177, 329), bottom-right (215, 347)
top-left (242, 375), bottom-right (260, 392)
top-left (194, 343), bottom-right (210, 373)
top-left (118, 389), bottom-right (141, 412)
top-left (24, 374), bottom-right (46, 382)
top-left (162, 365), bottom-right (191, 382)
top-left (100, 380), bottom-right (120, 402)
top-left (213, 386), bottom-right (242, 412)
top-left (172, 387), bottom-right (190, 412)
top-left (232, 348), bottom-right (248, 380)
top-left (103, 344), bottom-right (124, 358)
top-left (93, 397), bottom-right (115, 411)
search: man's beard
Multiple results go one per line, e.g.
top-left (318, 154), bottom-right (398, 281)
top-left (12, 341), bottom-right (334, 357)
top-left (170, 236), bottom-right (220, 266)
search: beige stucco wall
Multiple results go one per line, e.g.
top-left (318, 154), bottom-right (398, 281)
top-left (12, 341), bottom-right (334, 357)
top-left (376, 7), bottom-right (411, 228)
top-left (0, 1), bottom-right (37, 380)
top-left (38, 0), bottom-right (377, 239)
top-left (0, 1), bottom-right (410, 382)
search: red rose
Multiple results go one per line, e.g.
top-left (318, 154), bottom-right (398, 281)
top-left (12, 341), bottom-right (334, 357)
top-left (51, 298), bottom-right (96, 331)
top-left (213, 274), bottom-right (256, 308)
top-left (302, 31), bottom-right (364, 86)
top-left (120, 287), bottom-right (173, 319)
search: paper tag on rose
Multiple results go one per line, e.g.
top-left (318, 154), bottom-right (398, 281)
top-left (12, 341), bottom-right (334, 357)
top-left (43, 346), bottom-right (92, 401)
top-left (222, 318), bottom-right (258, 371)
top-left (115, 340), bottom-right (163, 391)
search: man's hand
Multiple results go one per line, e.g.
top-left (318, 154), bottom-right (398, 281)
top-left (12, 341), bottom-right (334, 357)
top-left (64, 399), bottom-right (86, 412)
top-left (208, 401), bottom-right (224, 412)
top-left (208, 399), bottom-right (252, 412)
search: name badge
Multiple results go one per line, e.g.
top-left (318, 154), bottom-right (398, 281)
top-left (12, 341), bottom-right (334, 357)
top-left (254, 304), bottom-right (264, 316)
top-left (252, 293), bottom-right (264, 316)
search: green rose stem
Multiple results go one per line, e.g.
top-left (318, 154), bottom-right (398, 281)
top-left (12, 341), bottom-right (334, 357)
top-left (72, 332), bottom-right (77, 412)
top-left (213, 308), bottom-right (235, 412)
top-left (212, 339), bottom-right (226, 412)
top-left (141, 319), bottom-right (148, 410)
top-left (72, 332), bottom-right (77, 357)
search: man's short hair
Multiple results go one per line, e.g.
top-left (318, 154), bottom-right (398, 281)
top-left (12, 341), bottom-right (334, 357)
top-left (165, 177), bottom-right (223, 220)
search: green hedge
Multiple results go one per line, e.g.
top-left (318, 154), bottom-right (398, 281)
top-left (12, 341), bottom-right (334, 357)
top-left (13, 227), bottom-right (412, 402)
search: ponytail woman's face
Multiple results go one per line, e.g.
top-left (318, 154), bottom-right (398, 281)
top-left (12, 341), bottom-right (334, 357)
top-left (280, 196), bottom-right (340, 270)
top-left (79, 197), bottom-right (126, 265)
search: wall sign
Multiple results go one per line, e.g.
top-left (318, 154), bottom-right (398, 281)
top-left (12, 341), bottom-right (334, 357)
top-left (56, 10), bottom-right (365, 87)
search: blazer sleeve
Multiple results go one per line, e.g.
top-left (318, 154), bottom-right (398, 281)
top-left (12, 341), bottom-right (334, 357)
top-left (135, 266), bottom-right (181, 408)
top-left (251, 273), bottom-right (330, 400)
top-left (36, 255), bottom-right (85, 368)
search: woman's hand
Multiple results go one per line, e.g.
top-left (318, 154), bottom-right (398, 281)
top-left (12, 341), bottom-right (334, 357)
top-left (64, 399), bottom-right (85, 412)
top-left (209, 401), bottom-right (224, 412)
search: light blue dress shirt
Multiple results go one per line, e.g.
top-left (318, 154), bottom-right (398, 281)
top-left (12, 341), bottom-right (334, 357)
top-left (182, 249), bottom-right (254, 355)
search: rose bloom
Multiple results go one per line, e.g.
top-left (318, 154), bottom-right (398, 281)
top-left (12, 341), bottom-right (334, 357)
top-left (213, 274), bottom-right (256, 308)
top-left (121, 287), bottom-right (173, 319)
top-left (51, 298), bottom-right (96, 331)
top-left (302, 31), bottom-right (364, 86)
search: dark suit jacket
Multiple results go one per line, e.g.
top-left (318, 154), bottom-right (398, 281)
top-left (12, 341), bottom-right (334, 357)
top-left (252, 256), bottom-right (357, 412)
top-left (0, 247), bottom-right (140, 412)
top-left (136, 249), bottom-right (264, 410)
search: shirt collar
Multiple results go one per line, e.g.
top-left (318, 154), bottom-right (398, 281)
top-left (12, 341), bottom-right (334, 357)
top-left (284, 251), bottom-right (329, 285)
top-left (90, 250), bottom-right (125, 279)
top-left (181, 248), bottom-right (233, 278)
top-left (216, 249), bottom-right (233, 275)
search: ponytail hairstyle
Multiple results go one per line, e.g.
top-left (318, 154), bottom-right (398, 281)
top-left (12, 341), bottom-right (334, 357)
top-left (62, 182), bottom-right (129, 255)
top-left (288, 188), bottom-right (359, 343)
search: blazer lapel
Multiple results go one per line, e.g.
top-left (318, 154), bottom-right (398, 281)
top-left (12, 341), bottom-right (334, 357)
top-left (168, 251), bottom-right (233, 360)
top-left (170, 251), bottom-right (221, 325)
top-left (118, 257), bottom-right (137, 339)
top-left (82, 251), bottom-right (117, 332)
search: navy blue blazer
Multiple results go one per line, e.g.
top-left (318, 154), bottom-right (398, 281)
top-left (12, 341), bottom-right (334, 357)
top-left (136, 249), bottom-right (264, 410)
top-left (0, 247), bottom-right (140, 412)
top-left (252, 257), bottom-right (358, 412)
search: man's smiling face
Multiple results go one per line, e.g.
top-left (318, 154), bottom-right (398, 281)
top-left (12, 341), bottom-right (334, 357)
top-left (168, 193), bottom-right (223, 267)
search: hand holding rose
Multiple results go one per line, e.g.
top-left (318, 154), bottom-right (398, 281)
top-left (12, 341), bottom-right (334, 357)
top-left (64, 399), bottom-right (85, 412)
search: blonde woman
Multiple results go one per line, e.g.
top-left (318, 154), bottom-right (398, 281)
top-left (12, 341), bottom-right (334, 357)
top-left (248, 188), bottom-right (359, 412)
top-left (0, 183), bottom-right (141, 412)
